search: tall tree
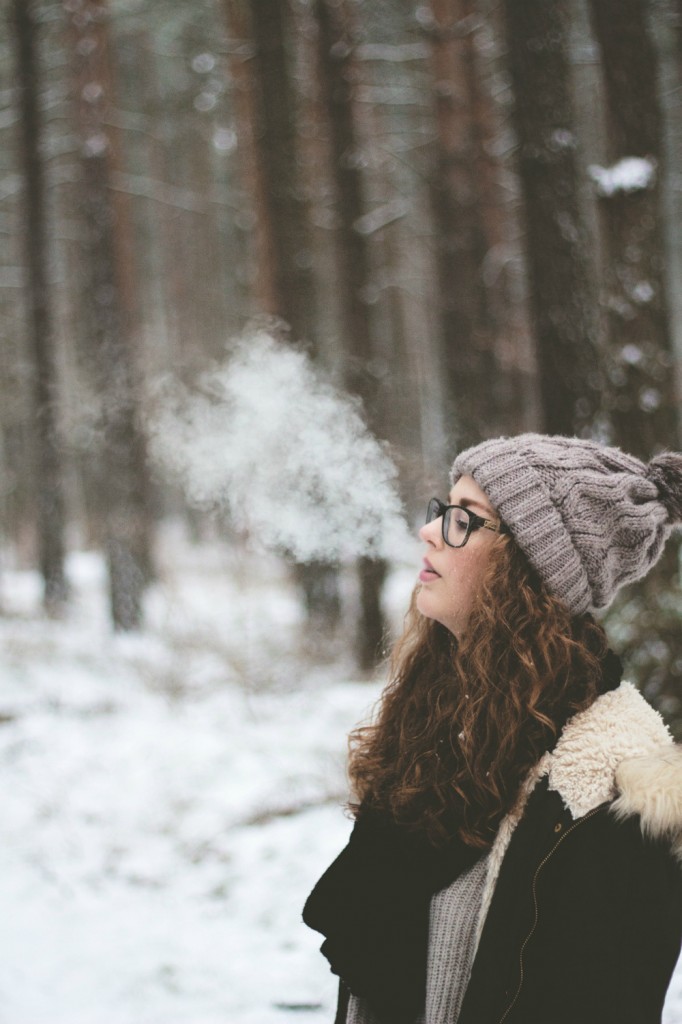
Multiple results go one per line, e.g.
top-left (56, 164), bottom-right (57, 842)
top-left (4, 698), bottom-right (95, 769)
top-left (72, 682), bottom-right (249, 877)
top-left (503, 0), bottom-right (602, 435)
top-left (587, 0), bottom-right (678, 458)
top-left (63, 0), bottom-right (152, 630)
top-left (425, 0), bottom-right (508, 446)
top-left (12, 0), bottom-right (68, 611)
top-left (313, 0), bottom-right (387, 669)
top-left (225, 0), bottom-right (281, 317)
top-left (588, 0), bottom-right (682, 730)
top-left (225, 0), bottom-right (340, 632)
top-left (225, 0), bottom-right (317, 339)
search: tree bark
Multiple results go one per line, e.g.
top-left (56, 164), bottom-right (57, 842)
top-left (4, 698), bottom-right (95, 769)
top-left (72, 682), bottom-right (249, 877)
top-left (226, 0), bottom-right (317, 340)
top-left (587, 0), bottom-right (679, 458)
top-left (313, 0), bottom-right (388, 669)
top-left (588, 0), bottom-right (682, 733)
top-left (426, 0), bottom-right (503, 446)
top-left (225, 0), bottom-right (340, 632)
top-left (503, 0), bottom-right (602, 435)
top-left (12, 0), bottom-right (68, 611)
top-left (64, 0), bottom-right (153, 630)
top-left (226, 0), bottom-right (280, 316)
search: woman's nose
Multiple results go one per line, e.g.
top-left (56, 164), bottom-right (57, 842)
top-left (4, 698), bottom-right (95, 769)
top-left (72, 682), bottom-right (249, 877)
top-left (419, 518), bottom-right (441, 545)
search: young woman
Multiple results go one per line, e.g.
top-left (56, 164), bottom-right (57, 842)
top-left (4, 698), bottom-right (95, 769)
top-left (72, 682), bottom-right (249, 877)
top-left (303, 433), bottom-right (682, 1024)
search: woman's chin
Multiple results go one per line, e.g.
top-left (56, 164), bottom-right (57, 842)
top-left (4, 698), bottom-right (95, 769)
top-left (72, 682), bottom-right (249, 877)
top-left (415, 588), bottom-right (430, 617)
top-left (416, 590), bottom-right (440, 623)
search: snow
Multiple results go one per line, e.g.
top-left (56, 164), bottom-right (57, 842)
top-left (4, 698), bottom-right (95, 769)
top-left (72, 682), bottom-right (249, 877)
top-left (633, 281), bottom-right (655, 304)
top-left (192, 53), bottom-right (216, 74)
top-left (588, 156), bottom-right (657, 197)
top-left (620, 343), bottom-right (643, 366)
top-left (82, 133), bottom-right (109, 158)
top-left (0, 540), bottom-right (681, 1023)
top-left (639, 386), bottom-right (662, 412)
top-left (213, 128), bottom-right (237, 154)
top-left (0, 538), bottom-right (390, 1024)
top-left (550, 128), bottom-right (576, 150)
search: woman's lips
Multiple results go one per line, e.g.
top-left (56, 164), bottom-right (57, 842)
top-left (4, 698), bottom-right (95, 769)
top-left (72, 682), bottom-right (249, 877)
top-left (419, 559), bottom-right (441, 582)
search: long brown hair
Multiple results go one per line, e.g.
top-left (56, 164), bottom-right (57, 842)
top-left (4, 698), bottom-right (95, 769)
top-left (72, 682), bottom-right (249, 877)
top-left (348, 532), bottom-right (610, 850)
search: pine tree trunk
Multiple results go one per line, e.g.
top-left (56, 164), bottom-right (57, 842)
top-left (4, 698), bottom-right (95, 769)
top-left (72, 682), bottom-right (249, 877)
top-left (226, 0), bottom-right (317, 339)
top-left (314, 0), bottom-right (387, 670)
top-left (225, 0), bottom-right (280, 316)
top-left (587, 0), bottom-right (679, 457)
top-left (426, 0), bottom-right (502, 447)
top-left (225, 0), bottom-right (340, 633)
top-left (13, 0), bottom-right (68, 611)
top-left (65, 0), bottom-right (153, 630)
top-left (588, 0), bottom-right (682, 733)
top-left (503, 0), bottom-right (602, 435)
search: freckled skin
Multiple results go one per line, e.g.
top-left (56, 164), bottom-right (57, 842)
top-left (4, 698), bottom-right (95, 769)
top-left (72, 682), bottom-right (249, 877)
top-left (416, 474), bottom-right (501, 638)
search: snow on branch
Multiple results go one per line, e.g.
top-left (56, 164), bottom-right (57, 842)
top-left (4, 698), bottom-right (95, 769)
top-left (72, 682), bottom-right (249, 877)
top-left (588, 157), bottom-right (657, 197)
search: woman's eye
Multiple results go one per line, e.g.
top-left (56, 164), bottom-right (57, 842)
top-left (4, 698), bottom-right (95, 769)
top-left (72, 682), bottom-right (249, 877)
top-left (453, 516), bottom-right (468, 531)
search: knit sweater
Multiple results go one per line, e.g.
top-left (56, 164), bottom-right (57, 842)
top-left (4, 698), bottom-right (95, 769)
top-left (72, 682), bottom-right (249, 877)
top-left (346, 853), bottom-right (490, 1024)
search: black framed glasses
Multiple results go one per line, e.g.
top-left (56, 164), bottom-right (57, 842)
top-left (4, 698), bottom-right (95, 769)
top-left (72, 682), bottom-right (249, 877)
top-left (426, 498), bottom-right (510, 549)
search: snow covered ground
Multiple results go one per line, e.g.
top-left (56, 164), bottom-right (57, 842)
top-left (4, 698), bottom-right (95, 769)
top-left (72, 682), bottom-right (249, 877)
top-left (0, 535), bottom-right (681, 1023)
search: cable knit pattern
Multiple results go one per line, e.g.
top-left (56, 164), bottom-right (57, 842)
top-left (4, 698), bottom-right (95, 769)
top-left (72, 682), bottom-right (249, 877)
top-left (451, 433), bottom-right (680, 614)
top-left (420, 853), bottom-right (489, 1024)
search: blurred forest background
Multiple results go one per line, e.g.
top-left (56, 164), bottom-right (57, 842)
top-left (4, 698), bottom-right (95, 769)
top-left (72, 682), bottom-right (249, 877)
top-left (4, 0), bottom-right (682, 732)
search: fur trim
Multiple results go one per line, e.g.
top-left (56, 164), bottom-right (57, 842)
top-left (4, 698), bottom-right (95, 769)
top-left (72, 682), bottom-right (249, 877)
top-left (611, 747), bottom-right (682, 863)
top-left (473, 681), bottom-right (678, 950)
top-left (547, 681), bottom-right (673, 818)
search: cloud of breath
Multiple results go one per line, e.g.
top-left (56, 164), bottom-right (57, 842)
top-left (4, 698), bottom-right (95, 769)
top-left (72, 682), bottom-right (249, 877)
top-left (149, 332), bottom-right (412, 563)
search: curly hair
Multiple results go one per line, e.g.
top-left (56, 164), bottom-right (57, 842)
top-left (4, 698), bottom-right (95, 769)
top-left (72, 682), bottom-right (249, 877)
top-left (347, 532), bottom-right (611, 850)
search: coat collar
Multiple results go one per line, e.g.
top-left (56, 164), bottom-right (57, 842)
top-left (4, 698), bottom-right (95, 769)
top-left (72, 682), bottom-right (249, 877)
top-left (475, 681), bottom-right (682, 953)
top-left (547, 680), bottom-right (676, 818)
top-left (537, 680), bottom-right (682, 865)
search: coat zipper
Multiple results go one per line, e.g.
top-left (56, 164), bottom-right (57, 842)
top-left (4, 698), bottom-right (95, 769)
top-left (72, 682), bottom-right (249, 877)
top-left (497, 804), bottom-right (604, 1024)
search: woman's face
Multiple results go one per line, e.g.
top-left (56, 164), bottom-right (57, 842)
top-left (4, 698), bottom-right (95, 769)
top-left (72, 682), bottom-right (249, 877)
top-left (416, 473), bottom-right (502, 638)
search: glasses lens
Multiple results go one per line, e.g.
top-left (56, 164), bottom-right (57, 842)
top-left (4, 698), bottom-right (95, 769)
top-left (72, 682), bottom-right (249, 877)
top-left (444, 505), bottom-right (472, 547)
top-left (426, 498), bottom-right (442, 524)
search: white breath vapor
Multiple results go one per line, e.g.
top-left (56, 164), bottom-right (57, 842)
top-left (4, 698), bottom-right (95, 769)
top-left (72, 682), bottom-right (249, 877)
top-left (149, 331), bottom-right (411, 562)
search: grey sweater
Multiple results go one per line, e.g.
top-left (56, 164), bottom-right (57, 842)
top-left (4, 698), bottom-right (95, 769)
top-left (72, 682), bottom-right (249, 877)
top-left (346, 852), bottom-right (489, 1024)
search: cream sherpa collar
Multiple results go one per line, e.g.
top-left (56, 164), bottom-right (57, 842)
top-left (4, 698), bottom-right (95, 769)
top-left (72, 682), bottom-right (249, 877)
top-left (474, 681), bottom-right (682, 951)
top-left (547, 680), bottom-right (676, 818)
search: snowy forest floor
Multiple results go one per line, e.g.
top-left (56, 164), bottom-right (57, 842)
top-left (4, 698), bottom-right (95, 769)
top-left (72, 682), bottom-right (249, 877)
top-left (0, 529), bottom-right (681, 1024)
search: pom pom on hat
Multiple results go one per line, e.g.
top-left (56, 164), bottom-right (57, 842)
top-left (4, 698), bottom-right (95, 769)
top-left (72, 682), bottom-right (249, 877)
top-left (646, 452), bottom-right (682, 523)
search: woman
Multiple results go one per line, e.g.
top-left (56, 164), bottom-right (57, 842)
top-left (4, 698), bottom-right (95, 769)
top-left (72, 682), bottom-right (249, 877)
top-left (303, 433), bottom-right (682, 1024)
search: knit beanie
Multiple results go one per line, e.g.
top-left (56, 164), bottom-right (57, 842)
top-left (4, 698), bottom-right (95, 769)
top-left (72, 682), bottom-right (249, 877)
top-left (450, 433), bottom-right (682, 616)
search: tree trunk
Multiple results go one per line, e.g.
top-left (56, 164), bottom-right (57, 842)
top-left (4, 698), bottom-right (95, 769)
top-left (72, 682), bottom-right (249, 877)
top-left (12, 0), bottom-right (68, 611)
top-left (226, 0), bottom-right (317, 339)
top-left (226, 0), bottom-right (280, 316)
top-left (502, 0), bottom-right (602, 436)
top-left (314, 0), bottom-right (387, 670)
top-left (225, 0), bottom-right (340, 632)
top-left (587, 0), bottom-right (679, 457)
top-left (64, 0), bottom-right (153, 630)
top-left (426, 0), bottom-right (503, 447)
top-left (588, 0), bottom-right (682, 733)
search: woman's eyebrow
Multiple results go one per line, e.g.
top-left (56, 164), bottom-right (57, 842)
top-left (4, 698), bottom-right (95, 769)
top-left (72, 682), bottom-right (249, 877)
top-left (449, 494), bottom-right (495, 516)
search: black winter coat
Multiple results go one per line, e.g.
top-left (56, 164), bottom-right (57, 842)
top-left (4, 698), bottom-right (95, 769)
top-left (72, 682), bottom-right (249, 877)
top-left (305, 680), bottom-right (682, 1024)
